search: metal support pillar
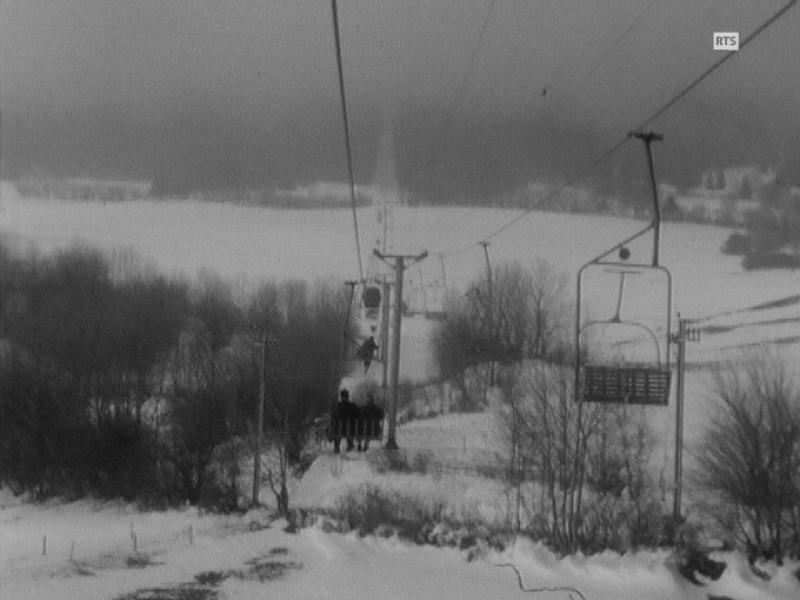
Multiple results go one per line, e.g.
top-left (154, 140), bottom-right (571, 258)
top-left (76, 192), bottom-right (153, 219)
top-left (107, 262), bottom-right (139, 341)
top-left (373, 249), bottom-right (427, 450)
top-left (629, 130), bottom-right (663, 266)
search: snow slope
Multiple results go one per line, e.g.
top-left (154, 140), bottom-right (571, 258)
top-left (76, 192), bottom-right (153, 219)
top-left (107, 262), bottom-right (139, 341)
top-left (3, 182), bottom-right (799, 322)
top-left (3, 478), bottom-right (799, 600)
top-left (4, 181), bottom-right (800, 379)
top-left (3, 183), bottom-right (800, 598)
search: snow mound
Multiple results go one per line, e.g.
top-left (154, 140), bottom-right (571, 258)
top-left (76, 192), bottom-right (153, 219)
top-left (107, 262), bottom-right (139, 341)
top-left (293, 454), bottom-right (376, 510)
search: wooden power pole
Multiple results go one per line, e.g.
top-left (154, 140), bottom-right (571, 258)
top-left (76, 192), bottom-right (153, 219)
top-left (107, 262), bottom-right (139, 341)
top-left (670, 314), bottom-right (700, 523)
top-left (252, 328), bottom-right (268, 507)
top-left (479, 241), bottom-right (494, 387)
top-left (373, 249), bottom-right (427, 449)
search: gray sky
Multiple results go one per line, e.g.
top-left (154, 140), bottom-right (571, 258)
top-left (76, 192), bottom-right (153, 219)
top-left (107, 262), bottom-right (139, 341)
top-left (2, 0), bottom-right (799, 186)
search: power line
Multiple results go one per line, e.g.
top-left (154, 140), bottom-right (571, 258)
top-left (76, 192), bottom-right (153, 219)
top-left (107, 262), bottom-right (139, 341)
top-left (443, 0), bottom-right (498, 135)
top-left (439, 0), bottom-right (799, 257)
top-left (579, 0), bottom-right (659, 87)
top-left (479, 137), bottom-right (631, 245)
top-left (545, 0), bottom-right (658, 98)
top-left (430, 0), bottom-right (499, 181)
top-left (330, 0), bottom-right (365, 282)
top-left (434, 135), bottom-right (629, 257)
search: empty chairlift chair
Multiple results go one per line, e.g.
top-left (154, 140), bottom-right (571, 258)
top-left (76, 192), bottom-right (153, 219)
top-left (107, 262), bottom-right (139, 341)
top-left (577, 265), bottom-right (672, 406)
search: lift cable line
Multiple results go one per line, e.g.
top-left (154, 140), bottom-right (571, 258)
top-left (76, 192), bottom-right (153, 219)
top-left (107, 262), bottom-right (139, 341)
top-left (435, 0), bottom-right (799, 258)
top-left (330, 0), bottom-right (365, 282)
top-left (545, 0), bottom-right (658, 99)
top-left (440, 0), bottom-right (499, 144)
top-left (577, 0), bottom-right (659, 90)
top-left (634, 0), bottom-right (798, 132)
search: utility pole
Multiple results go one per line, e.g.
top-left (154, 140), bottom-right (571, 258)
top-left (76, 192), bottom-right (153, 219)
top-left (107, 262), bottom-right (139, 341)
top-left (629, 130), bottom-right (663, 266)
top-left (252, 328), bottom-right (268, 507)
top-left (438, 253), bottom-right (447, 291)
top-left (373, 249), bottom-right (427, 449)
top-left (479, 241), bottom-right (494, 387)
top-left (380, 277), bottom-right (391, 409)
top-left (670, 314), bottom-right (700, 524)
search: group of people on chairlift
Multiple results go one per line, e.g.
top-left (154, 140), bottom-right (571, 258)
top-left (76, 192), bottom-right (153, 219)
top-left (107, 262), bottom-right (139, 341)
top-left (329, 389), bottom-right (384, 454)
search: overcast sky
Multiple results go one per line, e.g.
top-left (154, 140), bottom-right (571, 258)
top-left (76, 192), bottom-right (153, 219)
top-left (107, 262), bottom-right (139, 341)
top-left (2, 0), bottom-right (798, 185)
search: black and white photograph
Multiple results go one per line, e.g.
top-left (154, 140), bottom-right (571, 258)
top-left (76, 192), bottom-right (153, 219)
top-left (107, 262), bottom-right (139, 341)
top-left (1, 1), bottom-right (800, 598)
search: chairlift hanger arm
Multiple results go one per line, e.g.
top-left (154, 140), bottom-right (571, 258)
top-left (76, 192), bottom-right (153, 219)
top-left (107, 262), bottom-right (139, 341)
top-left (581, 130), bottom-right (664, 268)
top-left (629, 130), bottom-right (663, 267)
top-left (372, 248), bottom-right (429, 268)
top-left (583, 222), bottom-right (655, 266)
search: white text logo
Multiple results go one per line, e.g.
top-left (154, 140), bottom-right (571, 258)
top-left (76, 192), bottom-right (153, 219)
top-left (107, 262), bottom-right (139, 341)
top-left (713, 32), bottom-right (739, 51)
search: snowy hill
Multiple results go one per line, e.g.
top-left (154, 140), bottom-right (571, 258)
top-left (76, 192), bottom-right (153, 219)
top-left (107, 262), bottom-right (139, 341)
top-left (3, 453), bottom-right (800, 600)
top-left (3, 180), bottom-right (799, 377)
top-left (3, 182), bottom-right (800, 598)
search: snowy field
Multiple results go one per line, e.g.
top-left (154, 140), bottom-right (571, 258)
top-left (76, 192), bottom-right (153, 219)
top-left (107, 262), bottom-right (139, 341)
top-left (3, 180), bottom-right (800, 376)
top-left (3, 182), bottom-right (800, 599)
top-left (3, 470), bottom-right (800, 600)
top-left (3, 181), bottom-right (800, 321)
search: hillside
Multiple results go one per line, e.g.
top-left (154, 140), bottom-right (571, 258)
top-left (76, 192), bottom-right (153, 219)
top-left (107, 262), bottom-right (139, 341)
top-left (3, 180), bottom-right (799, 368)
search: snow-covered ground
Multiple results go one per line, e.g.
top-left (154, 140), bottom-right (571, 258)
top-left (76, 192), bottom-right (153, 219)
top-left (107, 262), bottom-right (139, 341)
top-left (3, 468), bottom-right (800, 600)
top-left (2, 406), bottom-right (798, 599)
top-left (3, 182), bottom-right (800, 598)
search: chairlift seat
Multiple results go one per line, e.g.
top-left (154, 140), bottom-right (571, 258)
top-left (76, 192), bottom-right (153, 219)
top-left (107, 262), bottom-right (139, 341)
top-left (328, 416), bottom-right (384, 442)
top-left (582, 364), bottom-right (671, 405)
top-left (362, 286), bottom-right (382, 309)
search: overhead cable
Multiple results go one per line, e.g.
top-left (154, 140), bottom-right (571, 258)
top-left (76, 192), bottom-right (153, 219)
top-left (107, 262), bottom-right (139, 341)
top-left (330, 0), bottom-right (365, 282)
top-left (441, 0), bottom-right (799, 256)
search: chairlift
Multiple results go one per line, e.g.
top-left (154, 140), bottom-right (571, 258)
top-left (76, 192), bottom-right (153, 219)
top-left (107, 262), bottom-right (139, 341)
top-left (360, 283), bottom-right (383, 334)
top-left (577, 267), bottom-right (672, 405)
top-left (327, 398), bottom-right (385, 451)
top-left (341, 279), bottom-right (386, 373)
top-left (575, 131), bottom-right (672, 406)
top-left (424, 254), bottom-right (448, 320)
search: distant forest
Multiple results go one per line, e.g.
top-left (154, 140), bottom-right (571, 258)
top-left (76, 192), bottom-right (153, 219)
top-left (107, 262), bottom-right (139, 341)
top-left (3, 99), bottom-right (799, 207)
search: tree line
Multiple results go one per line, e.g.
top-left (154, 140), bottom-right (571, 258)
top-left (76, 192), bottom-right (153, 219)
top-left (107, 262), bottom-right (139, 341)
top-left (0, 241), bottom-right (346, 509)
top-left (722, 181), bottom-right (800, 269)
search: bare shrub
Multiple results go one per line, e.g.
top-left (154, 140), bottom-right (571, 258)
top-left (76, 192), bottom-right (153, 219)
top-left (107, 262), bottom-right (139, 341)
top-left (335, 484), bottom-right (440, 536)
top-left (695, 353), bottom-right (800, 562)
top-left (432, 260), bottom-right (569, 411)
top-left (495, 362), bottom-right (664, 554)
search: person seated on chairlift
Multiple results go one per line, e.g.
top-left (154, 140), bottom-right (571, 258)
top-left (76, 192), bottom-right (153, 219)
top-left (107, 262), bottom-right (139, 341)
top-left (339, 389), bottom-right (360, 452)
top-left (357, 336), bottom-right (378, 372)
top-left (358, 393), bottom-right (384, 452)
top-left (331, 389), bottom-right (359, 453)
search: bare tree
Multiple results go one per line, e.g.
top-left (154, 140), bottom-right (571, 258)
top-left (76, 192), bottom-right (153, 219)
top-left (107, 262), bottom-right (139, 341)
top-left (498, 362), bottom-right (595, 553)
top-left (495, 361), bottom-right (662, 554)
top-left (695, 352), bottom-right (800, 562)
top-left (161, 320), bottom-right (241, 507)
top-left (432, 260), bottom-right (570, 410)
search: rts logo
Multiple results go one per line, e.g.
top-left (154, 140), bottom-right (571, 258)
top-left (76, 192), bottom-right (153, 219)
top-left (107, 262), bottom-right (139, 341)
top-left (713, 32), bottom-right (739, 51)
